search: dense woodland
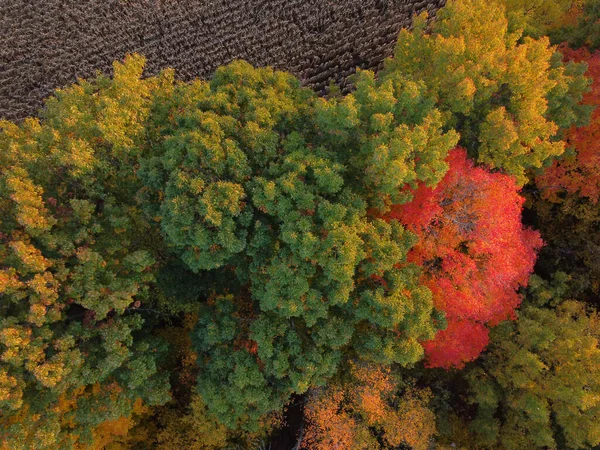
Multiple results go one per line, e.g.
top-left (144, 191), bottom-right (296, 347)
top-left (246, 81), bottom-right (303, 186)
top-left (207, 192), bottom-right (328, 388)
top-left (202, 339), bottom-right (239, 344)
top-left (1, 0), bottom-right (600, 448)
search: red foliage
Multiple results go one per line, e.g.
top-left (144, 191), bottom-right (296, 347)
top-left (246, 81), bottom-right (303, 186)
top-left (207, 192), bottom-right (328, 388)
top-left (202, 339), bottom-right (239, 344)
top-left (421, 320), bottom-right (489, 369)
top-left (385, 148), bottom-right (542, 369)
top-left (537, 48), bottom-right (600, 203)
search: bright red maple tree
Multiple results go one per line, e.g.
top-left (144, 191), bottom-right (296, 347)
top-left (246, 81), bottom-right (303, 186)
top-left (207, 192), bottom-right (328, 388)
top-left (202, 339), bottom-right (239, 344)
top-left (384, 148), bottom-right (542, 369)
top-left (537, 47), bottom-right (600, 203)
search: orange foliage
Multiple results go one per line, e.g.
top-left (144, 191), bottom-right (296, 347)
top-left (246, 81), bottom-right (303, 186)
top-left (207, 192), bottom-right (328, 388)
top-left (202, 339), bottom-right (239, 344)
top-left (385, 148), bottom-right (542, 368)
top-left (86, 388), bottom-right (147, 450)
top-left (303, 365), bottom-right (436, 450)
top-left (537, 48), bottom-right (600, 203)
top-left (384, 388), bottom-right (436, 450)
top-left (0, 385), bottom-right (146, 450)
top-left (88, 416), bottom-right (136, 450)
top-left (303, 388), bottom-right (358, 450)
top-left (558, 1), bottom-right (586, 29)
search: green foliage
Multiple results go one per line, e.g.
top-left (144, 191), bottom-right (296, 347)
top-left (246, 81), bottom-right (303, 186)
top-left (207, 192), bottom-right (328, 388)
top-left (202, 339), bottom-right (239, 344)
top-left (550, 0), bottom-right (600, 49)
top-left (545, 50), bottom-right (593, 130)
top-left (467, 279), bottom-right (600, 449)
top-left (1, 2), bottom-right (595, 443)
top-left (0, 53), bottom-right (459, 438)
top-left (313, 70), bottom-right (455, 210)
top-left (501, 0), bottom-right (582, 38)
top-left (139, 61), bottom-right (312, 271)
top-left (382, 0), bottom-right (590, 184)
top-left (147, 61), bottom-right (459, 429)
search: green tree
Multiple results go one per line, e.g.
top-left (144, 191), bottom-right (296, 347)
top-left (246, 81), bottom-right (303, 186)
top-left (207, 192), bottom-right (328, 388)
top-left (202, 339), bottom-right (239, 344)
top-left (137, 61), bottom-right (458, 429)
top-left (0, 54), bottom-right (459, 439)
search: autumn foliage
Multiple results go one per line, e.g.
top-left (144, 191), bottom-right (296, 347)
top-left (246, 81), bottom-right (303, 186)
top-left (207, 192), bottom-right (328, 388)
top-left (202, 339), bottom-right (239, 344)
top-left (303, 364), bottom-right (436, 450)
top-left (537, 47), bottom-right (600, 203)
top-left (2, 0), bottom-right (600, 447)
top-left (384, 149), bottom-right (542, 368)
top-left (530, 46), bottom-right (600, 302)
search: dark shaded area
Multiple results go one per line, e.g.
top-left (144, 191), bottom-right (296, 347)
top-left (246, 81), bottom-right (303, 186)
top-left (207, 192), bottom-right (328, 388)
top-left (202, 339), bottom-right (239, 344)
top-left (1, 0), bottom-right (445, 122)
top-left (523, 184), bottom-right (600, 308)
top-left (270, 394), bottom-right (306, 450)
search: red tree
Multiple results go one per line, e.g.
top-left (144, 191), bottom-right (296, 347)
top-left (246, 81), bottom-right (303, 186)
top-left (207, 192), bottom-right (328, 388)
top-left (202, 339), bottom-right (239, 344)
top-left (537, 48), bottom-right (600, 203)
top-left (385, 148), bottom-right (542, 369)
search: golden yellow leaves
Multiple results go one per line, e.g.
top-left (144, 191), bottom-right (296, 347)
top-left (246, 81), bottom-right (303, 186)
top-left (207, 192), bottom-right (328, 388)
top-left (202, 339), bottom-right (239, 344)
top-left (0, 369), bottom-right (23, 409)
top-left (9, 240), bottom-right (51, 273)
top-left (5, 169), bottom-right (55, 235)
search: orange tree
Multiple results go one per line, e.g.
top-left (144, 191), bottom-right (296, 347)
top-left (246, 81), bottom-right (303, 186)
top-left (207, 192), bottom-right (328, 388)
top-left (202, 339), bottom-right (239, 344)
top-left (302, 364), bottom-right (436, 450)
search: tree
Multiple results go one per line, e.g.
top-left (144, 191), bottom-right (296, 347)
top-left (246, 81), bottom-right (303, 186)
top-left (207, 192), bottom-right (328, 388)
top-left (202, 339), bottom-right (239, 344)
top-left (302, 364), bottom-right (436, 450)
top-left (137, 60), bottom-right (459, 429)
top-left (382, 148), bottom-right (542, 369)
top-left (382, 0), bottom-right (591, 184)
top-left (467, 276), bottom-right (600, 449)
top-left (0, 55), bottom-right (172, 449)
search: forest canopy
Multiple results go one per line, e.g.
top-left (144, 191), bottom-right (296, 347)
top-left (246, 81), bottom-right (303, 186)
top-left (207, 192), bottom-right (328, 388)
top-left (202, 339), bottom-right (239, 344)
top-left (1, 0), bottom-right (600, 449)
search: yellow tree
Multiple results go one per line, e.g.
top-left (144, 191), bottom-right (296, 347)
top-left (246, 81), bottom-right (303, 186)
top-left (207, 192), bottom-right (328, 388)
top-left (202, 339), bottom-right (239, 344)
top-left (382, 0), bottom-right (590, 184)
top-left (468, 277), bottom-right (600, 449)
top-left (501, 0), bottom-right (585, 37)
top-left (0, 55), bottom-right (172, 450)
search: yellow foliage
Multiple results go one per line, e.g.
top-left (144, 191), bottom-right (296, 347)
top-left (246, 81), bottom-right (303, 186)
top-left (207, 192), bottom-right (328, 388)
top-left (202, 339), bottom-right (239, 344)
top-left (30, 360), bottom-right (64, 388)
top-left (0, 268), bottom-right (23, 294)
top-left (87, 416), bottom-right (137, 450)
top-left (9, 240), bottom-right (51, 273)
top-left (385, 0), bottom-right (577, 184)
top-left (154, 395), bottom-right (229, 450)
top-left (5, 169), bottom-right (55, 235)
top-left (0, 327), bottom-right (31, 349)
top-left (0, 369), bottom-right (23, 409)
